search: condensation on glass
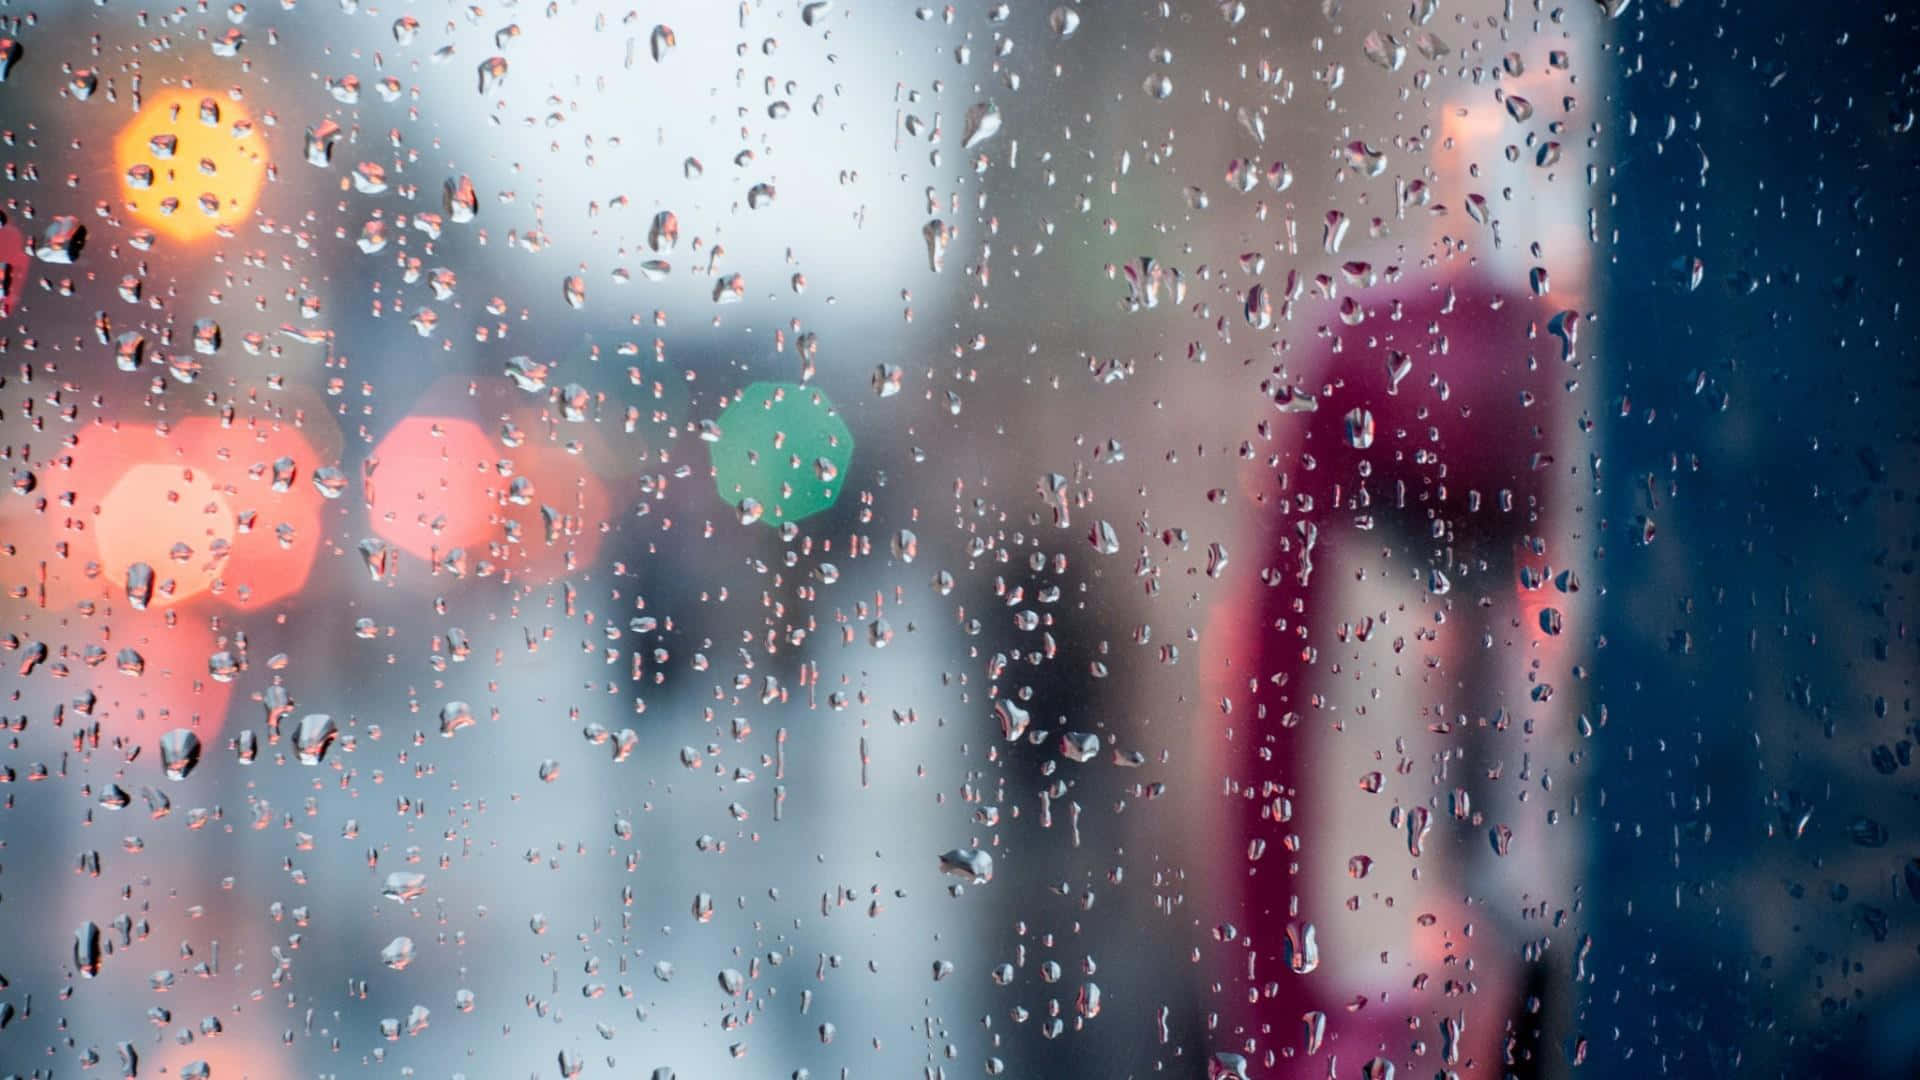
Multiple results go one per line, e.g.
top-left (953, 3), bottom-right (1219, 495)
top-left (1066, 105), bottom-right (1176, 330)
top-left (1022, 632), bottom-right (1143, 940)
top-left (0, 1), bottom-right (1914, 1079)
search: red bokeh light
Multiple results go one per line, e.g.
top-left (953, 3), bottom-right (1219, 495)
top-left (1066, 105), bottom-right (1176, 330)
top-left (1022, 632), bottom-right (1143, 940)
top-left (0, 221), bottom-right (27, 319)
top-left (366, 409), bottom-right (610, 583)
top-left (53, 607), bottom-right (236, 747)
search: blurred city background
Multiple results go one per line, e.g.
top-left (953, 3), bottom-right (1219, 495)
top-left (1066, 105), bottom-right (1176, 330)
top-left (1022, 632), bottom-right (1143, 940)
top-left (0, 1), bottom-right (1915, 1078)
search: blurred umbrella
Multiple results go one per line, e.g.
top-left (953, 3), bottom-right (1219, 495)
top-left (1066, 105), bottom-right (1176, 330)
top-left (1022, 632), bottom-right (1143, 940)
top-left (707, 381), bottom-right (853, 525)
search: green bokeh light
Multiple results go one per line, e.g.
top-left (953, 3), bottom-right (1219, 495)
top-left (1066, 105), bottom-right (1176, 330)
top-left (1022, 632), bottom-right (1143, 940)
top-left (708, 381), bottom-right (854, 525)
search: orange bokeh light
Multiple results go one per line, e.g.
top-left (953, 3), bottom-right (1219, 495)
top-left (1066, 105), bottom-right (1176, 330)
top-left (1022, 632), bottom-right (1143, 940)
top-left (112, 87), bottom-right (269, 244)
top-left (95, 462), bottom-right (235, 608)
top-left (3, 416), bottom-right (330, 612)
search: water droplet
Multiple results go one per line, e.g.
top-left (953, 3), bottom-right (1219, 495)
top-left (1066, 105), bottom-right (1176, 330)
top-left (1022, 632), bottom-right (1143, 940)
top-left (294, 714), bottom-right (338, 765)
top-left (158, 729), bottom-right (202, 781)
top-left (1059, 732), bottom-right (1100, 763)
top-left (1345, 407), bottom-right (1376, 449)
top-left (380, 936), bottom-right (416, 970)
top-left (939, 847), bottom-right (994, 884)
top-left (961, 102), bottom-right (1002, 149)
top-left (1283, 921), bottom-right (1319, 973)
top-left (75, 922), bottom-right (103, 978)
top-left (1362, 31), bottom-right (1405, 71)
top-left (477, 56), bottom-right (509, 94)
top-left (650, 25), bottom-right (677, 62)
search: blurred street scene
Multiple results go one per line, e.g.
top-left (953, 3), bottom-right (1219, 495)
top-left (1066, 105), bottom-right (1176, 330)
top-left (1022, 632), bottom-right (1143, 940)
top-left (0, 2), bottom-right (1915, 1079)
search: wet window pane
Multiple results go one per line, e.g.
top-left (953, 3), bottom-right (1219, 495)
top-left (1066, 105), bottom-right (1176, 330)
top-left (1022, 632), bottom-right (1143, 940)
top-left (0, 2), bottom-right (1915, 1078)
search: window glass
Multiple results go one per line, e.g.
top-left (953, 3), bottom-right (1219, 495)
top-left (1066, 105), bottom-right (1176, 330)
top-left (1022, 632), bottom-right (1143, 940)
top-left (0, 2), bottom-right (1913, 1078)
